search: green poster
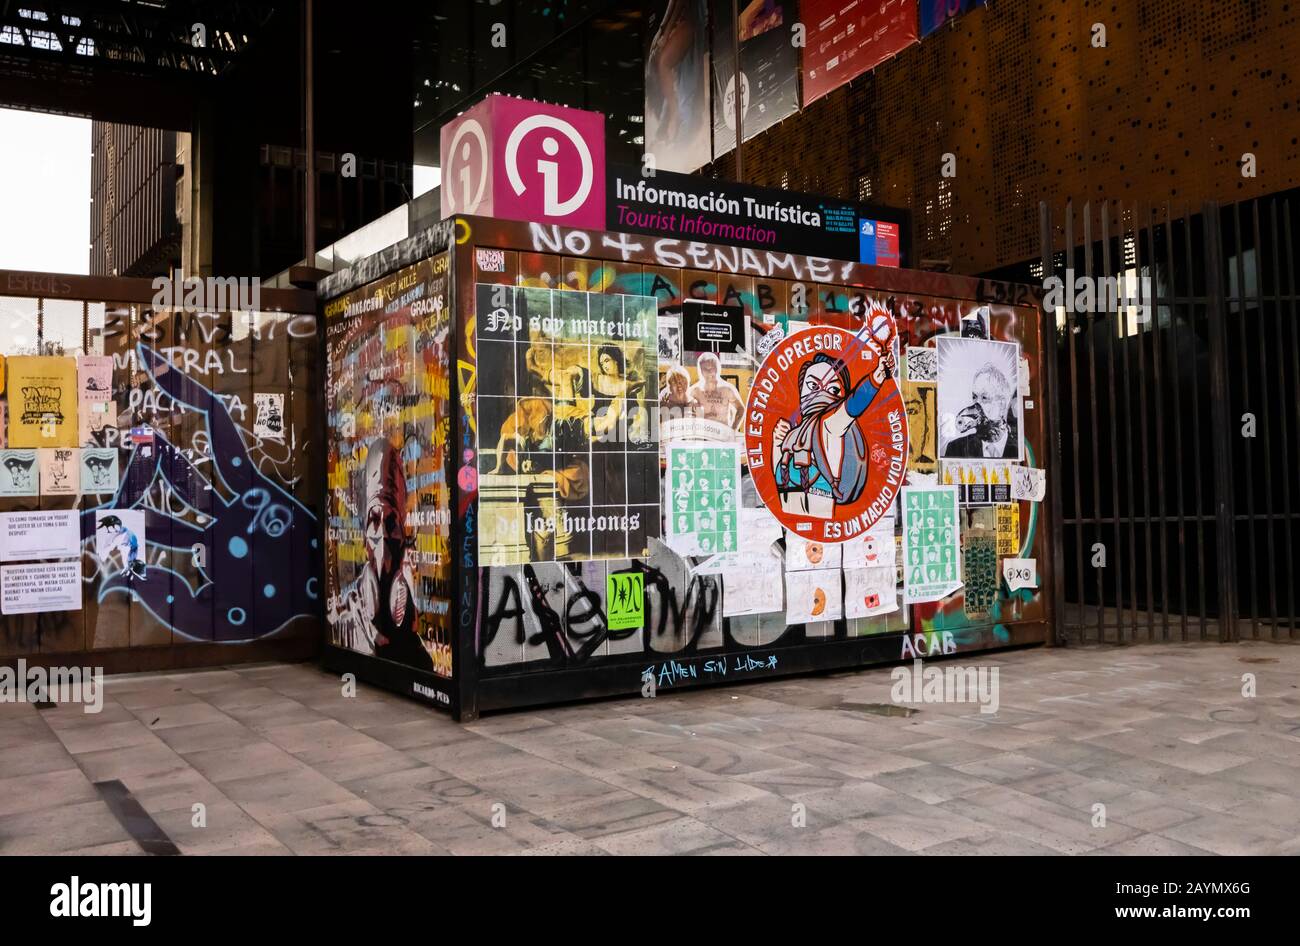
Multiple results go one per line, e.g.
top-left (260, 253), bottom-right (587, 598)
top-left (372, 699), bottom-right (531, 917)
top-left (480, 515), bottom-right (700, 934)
top-left (607, 570), bottom-right (645, 630)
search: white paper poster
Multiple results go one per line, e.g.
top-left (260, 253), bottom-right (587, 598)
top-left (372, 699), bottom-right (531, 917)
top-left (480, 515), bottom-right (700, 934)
top-left (1, 560), bottom-right (82, 614)
top-left (784, 530), bottom-right (842, 571)
top-left (901, 485), bottom-right (963, 603)
top-left (842, 516), bottom-right (896, 570)
top-left (785, 568), bottom-right (842, 623)
top-left (1010, 466), bottom-right (1046, 502)
top-left (39, 448), bottom-right (79, 496)
top-left (94, 508), bottom-right (146, 578)
top-left (665, 443), bottom-right (742, 555)
top-left (844, 566), bottom-right (899, 619)
top-left (0, 510), bottom-right (81, 561)
top-left (722, 568), bottom-right (784, 617)
top-left (80, 448), bottom-right (120, 494)
top-left (937, 336), bottom-right (1023, 461)
top-left (253, 392), bottom-right (286, 441)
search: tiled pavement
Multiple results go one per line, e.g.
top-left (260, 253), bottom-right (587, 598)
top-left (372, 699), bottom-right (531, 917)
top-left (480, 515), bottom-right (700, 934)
top-left (2, 641), bottom-right (1299, 855)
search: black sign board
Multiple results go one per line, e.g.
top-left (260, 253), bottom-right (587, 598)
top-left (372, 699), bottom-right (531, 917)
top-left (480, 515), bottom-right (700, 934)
top-left (682, 301), bottom-right (745, 354)
top-left (607, 164), bottom-right (910, 267)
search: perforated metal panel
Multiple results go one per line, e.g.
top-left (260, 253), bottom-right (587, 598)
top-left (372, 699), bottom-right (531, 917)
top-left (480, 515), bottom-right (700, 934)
top-left (720, 0), bottom-right (1300, 273)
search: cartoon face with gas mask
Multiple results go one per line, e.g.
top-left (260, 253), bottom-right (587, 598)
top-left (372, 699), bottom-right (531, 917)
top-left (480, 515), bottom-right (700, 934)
top-left (772, 318), bottom-right (897, 520)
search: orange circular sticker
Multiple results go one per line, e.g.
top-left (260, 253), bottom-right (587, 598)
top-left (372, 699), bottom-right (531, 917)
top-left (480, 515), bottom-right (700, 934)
top-left (745, 321), bottom-right (909, 543)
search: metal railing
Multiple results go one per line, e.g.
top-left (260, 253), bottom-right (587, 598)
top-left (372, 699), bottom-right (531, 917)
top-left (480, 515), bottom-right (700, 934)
top-left (1040, 197), bottom-right (1300, 644)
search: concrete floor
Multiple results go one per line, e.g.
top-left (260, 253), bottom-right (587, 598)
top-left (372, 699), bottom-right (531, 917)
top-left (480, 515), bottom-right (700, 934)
top-left (2, 641), bottom-right (1299, 855)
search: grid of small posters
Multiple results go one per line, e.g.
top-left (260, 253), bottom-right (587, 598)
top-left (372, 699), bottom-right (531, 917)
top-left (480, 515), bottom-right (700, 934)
top-left (901, 485), bottom-right (963, 603)
top-left (665, 443), bottom-right (741, 556)
top-left (475, 285), bottom-right (660, 565)
top-left (942, 459), bottom-right (1012, 504)
top-left (785, 568), bottom-right (842, 623)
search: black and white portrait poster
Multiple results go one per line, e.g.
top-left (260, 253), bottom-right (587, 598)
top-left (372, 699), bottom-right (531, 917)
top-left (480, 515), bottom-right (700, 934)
top-left (936, 336), bottom-right (1023, 461)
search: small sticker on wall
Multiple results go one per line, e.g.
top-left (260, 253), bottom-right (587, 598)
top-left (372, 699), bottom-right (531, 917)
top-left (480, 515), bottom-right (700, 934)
top-left (1003, 557), bottom-right (1038, 591)
top-left (1010, 466), bottom-right (1046, 502)
top-left (253, 392), bottom-right (286, 441)
top-left (905, 346), bottom-right (937, 382)
top-left (39, 448), bottom-right (79, 495)
top-left (607, 570), bottom-right (645, 631)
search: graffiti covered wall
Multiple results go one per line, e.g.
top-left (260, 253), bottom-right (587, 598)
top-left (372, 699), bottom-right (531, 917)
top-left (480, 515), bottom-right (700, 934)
top-left (455, 218), bottom-right (1049, 698)
top-left (0, 284), bottom-right (321, 664)
top-left (324, 255), bottom-right (454, 678)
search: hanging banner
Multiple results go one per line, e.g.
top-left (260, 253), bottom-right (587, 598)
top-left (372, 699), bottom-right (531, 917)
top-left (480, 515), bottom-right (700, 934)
top-left (919, 0), bottom-right (987, 37)
top-left (801, 0), bottom-right (919, 106)
top-left (745, 318), bottom-right (908, 543)
top-left (901, 484), bottom-right (963, 603)
top-left (645, 0), bottom-right (713, 174)
top-left (710, 0), bottom-right (799, 156)
top-left (6, 355), bottom-right (78, 448)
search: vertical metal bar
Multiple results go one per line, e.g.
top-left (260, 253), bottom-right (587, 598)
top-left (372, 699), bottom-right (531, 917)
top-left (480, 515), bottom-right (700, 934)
top-left (1231, 202), bottom-right (1259, 639)
top-left (1163, 205), bottom-right (1190, 641)
top-left (1121, 205), bottom-right (1142, 640)
top-left (1100, 203), bottom-right (1126, 643)
top-left (731, 0), bottom-right (744, 182)
top-left (1204, 201), bottom-right (1238, 643)
top-left (1251, 202), bottom-right (1280, 639)
top-left (1146, 206), bottom-right (1171, 639)
top-left (1182, 205), bottom-right (1211, 639)
top-left (1065, 203), bottom-right (1087, 641)
top-left (1263, 202), bottom-right (1294, 639)
top-left (1041, 202), bottom-right (1067, 646)
top-left (1083, 205), bottom-right (1105, 640)
top-left (1282, 202), bottom-right (1300, 637)
top-left (1132, 207), bottom-right (1157, 638)
top-left (304, 0), bottom-right (316, 260)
